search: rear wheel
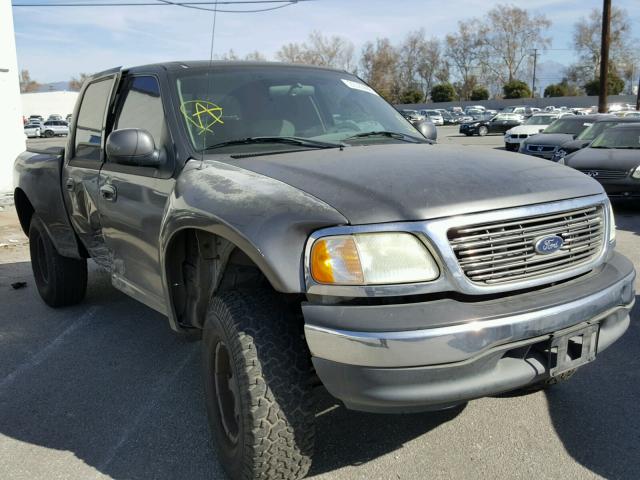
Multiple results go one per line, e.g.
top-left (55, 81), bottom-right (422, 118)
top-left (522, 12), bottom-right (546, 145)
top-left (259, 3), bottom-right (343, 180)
top-left (29, 214), bottom-right (87, 307)
top-left (478, 126), bottom-right (488, 136)
top-left (202, 290), bottom-right (315, 480)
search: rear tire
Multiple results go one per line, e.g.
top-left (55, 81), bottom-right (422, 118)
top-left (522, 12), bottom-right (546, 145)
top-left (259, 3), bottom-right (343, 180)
top-left (202, 290), bottom-right (315, 480)
top-left (478, 126), bottom-right (488, 136)
top-left (29, 214), bottom-right (87, 307)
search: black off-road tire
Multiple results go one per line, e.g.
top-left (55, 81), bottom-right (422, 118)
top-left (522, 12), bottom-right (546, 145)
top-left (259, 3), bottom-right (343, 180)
top-left (29, 214), bottom-right (87, 307)
top-left (202, 290), bottom-right (315, 480)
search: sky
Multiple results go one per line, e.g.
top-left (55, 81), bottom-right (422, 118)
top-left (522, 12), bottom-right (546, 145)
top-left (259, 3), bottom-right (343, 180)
top-left (11, 0), bottom-right (640, 88)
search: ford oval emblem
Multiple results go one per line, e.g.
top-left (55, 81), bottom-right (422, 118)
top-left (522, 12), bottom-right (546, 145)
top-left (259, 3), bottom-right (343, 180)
top-left (534, 235), bottom-right (564, 255)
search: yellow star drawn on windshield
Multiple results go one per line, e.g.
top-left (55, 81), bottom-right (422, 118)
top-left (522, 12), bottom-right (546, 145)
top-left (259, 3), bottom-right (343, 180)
top-left (180, 100), bottom-right (224, 135)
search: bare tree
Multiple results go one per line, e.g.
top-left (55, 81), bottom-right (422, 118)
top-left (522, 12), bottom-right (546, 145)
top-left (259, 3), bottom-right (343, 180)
top-left (417, 38), bottom-right (443, 98)
top-left (69, 73), bottom-right (89, 91)
top-left (445, 20), bottom-right (483, 100)
top-left (570, 6), bottom-right (637, 90)
top-left (276, 31), bottom-right (355, 71)
top-left (19, 70), bottom-right (41, 93)
top-left (359, 38), bottom-right (400, 102)
top-left (479, 5), bottom-right (551, 84)
top-left (244, 50), bottom-right (267, 62)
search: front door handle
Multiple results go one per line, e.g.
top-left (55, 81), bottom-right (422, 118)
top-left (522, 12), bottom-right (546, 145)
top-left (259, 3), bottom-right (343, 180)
top-left (99, 184), bottom-right (117, 202)
top-left (65, 178), bottom-right (75, 191)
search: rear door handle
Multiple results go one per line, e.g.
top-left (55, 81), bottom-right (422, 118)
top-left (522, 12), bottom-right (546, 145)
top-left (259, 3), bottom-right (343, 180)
top-left (99, 184), bottom-right (117, 202)
top-left (65, 178), bottom-right (75, 191)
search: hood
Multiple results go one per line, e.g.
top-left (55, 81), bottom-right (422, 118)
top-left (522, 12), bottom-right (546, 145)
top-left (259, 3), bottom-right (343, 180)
top-left (210, 143), bottom-right (603, 225)
top-left (507, 125), bottom-right (549, 135)
top-left (565, 147), bottom-right (640, 171)
top-left (523, 133), bottom-right (575, 146)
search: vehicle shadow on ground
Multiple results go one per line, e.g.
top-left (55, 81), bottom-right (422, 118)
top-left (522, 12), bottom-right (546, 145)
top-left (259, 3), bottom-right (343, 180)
top-left (309, 399), bottom-right (464, 477)
top-left (545, 296), bottom-right (640, 480)
top-left (0, 260), bottom-right (463, 480)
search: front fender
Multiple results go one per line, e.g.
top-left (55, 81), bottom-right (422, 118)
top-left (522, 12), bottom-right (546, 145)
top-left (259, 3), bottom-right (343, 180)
top-left (159, 159), bottom-right (347, 327)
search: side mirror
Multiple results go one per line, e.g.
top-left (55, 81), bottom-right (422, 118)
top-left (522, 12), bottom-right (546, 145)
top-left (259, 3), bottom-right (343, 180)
top-left (106, 128), bottom-right (160, 167)
top-left (415, 120), bottom-right (437, 141)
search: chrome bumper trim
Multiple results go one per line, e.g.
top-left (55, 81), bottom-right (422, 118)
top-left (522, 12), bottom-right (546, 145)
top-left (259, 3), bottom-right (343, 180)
top-left (304, 269), bottom-right (635, 368)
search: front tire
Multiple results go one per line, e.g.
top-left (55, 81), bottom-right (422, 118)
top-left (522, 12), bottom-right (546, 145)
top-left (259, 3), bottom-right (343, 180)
top-left (29, 214), bottom-right (87, 307)
top-left (44, 130), bottom-right (54, 138)
top-left (202, 290), bottom-right (315, 480)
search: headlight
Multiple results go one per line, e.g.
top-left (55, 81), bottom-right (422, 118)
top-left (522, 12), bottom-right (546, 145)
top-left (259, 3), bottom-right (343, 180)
top-left (608, 202), bottom-right (616, 243)
top-left (632, 166), bottom-right (640, 180)
top-left (310, 233), bottom-right (439, 285)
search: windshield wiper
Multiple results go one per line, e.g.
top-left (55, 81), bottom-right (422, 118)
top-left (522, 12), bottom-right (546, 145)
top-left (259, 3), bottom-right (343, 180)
top-left (343, 131), bottom-right (427, 143)
top-left (204, 136), bottom-right (344, 151)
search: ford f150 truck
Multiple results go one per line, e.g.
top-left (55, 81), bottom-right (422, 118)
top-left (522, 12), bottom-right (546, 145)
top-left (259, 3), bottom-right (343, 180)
top-left (13, 62), bottom-right (636, 480)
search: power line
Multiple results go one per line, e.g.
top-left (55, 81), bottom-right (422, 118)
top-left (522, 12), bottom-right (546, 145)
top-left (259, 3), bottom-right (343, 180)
top-left (12, 0), bottom-right (308, 10)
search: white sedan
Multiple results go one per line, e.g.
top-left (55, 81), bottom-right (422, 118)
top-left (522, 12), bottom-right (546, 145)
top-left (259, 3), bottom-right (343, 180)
top-left (503, 113), bottom-right (572, 152)
top-left (24, 124), bottom-right (41, 138)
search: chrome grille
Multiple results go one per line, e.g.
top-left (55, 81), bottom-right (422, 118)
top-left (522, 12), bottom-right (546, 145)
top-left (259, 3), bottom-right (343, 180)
top-left (527, 144), bottom-right (555, 153)
top-left (448, 205), bottom-right (605, 285)
top-left (578, 169), bottom-right (629, 180)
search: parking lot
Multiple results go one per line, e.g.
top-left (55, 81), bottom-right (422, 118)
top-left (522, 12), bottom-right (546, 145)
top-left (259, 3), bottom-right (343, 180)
top-left (0, 126), bottom-right (639, 480)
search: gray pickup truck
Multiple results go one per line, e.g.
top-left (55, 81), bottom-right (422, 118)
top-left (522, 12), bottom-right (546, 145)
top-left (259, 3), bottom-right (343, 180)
top-left (13, 61), bottom-right (636, 480)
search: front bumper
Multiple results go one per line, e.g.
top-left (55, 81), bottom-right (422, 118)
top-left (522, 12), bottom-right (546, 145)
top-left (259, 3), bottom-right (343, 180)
top-left (303, 253), bottom-right (635, 412)
top-left (597, 178), bottom-right (640, 198)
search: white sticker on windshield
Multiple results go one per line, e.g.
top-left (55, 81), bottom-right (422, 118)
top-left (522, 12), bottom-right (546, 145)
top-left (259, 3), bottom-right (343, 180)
top-left (341, 79), bottom-right (379, 96)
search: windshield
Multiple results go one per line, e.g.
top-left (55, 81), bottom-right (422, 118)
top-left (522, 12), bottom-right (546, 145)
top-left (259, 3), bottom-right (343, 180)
top-left (543, 118), bottom-right (589, 135)
top-left (174, 66), bottom-right (420, 151)
top-left (525, 115), bottom-right (555, 126)
top-left (576, 121), bottom-right (614, 141)
top-left (590, 128), bottom-right (640, 149)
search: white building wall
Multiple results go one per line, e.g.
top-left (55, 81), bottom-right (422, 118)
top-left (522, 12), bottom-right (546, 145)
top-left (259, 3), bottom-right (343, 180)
top-left (22, 91), bottom-right (79, 120)
top-left (0, 3), bottom-right (26, 193)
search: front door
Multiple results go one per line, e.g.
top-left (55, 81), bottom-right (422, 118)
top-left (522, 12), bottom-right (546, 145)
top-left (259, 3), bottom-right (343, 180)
top-left (62, 75), bottom-right (117, 268)
top-left (98, 74), bottom-right (176, 314)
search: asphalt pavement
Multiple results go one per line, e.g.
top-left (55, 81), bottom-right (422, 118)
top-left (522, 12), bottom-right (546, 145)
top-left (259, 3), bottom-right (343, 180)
top-left (1, 127), bottom-right (638, 480)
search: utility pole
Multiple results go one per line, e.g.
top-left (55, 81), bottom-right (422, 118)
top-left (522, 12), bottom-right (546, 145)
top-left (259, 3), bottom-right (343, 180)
top-left (636, 74), bottom-right (640, 111)
top-left (598, 0), bottom-right (611, 113)
top-left (531, 49), bottom-right (538, 98)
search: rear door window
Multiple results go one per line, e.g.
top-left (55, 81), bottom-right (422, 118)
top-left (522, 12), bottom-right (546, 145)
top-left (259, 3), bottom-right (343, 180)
top-left (74, 77), bottom-right (115, 162)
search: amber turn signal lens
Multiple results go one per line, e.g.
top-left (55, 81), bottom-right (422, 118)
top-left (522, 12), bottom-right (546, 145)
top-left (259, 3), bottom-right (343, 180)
top-left (310, 237), bottom-right (364, 285)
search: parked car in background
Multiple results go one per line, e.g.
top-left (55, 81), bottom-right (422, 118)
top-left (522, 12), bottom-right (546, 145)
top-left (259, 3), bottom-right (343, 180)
top-left (41, 120), bottom-right (69, 137)
top-left (419, 109), bottom-right (444, 126)
top-left (487, 112), bottom-right (524, 134)
top-left (439, 110), bottom-right (458, 125)
top-left (400, 109), bottom-right (426, 124)
top-left (613, 110), bottom-right (640, 118)
top-left (23, 124), bottom-right (41, 138)
top-left (560, 123), bottom-right (640, 199)
top-left (552, 116), bottom-right (640, 161)
top-left (458, 113), bottom-right (495, 136)
top-left (47, 114), bottom-right (64, 122)
top-left (66, 114), bottom-right (73, 124)
top-left (503, 113), bottom-right (572, 151)
top-left (519, 115), bottom-right (601, 159)
top-left (501, 106), bottom-right (538, 118)
top-left (28, 114), bottom-right (44, 123)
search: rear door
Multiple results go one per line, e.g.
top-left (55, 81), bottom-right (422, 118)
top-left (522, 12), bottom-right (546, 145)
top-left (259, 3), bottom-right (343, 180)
top-left (62, 75), bottom-right (118, 268)
top-left (97, 74), bottom-right (176, 313)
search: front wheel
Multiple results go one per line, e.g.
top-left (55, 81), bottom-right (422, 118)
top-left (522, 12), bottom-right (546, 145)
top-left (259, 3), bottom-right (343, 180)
top-left (43, 130), bottom-right (54, 138)
top-left (29, 214), bottom-right (87, 307)
top-left (202, 290), bottom-right (315, 480)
